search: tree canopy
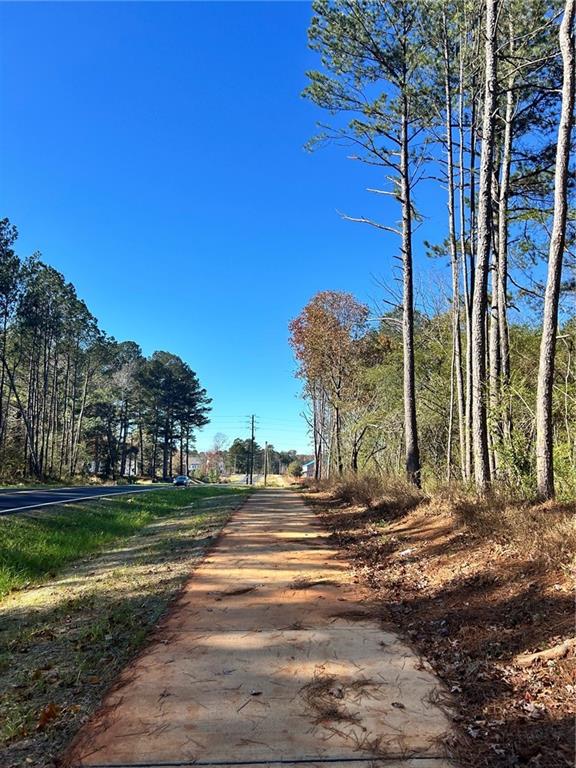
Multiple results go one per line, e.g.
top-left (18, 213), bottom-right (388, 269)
top-left (0, 219), bottom-right (211, 481)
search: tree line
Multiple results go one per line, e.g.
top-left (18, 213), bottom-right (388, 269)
top-left (192, 434), bottom-right (304, 481)
top-left (226, 438), bottom-right (300, 475)
top-left (0, 219), bottom-right (211, 481)
top-left (292, 0), bottom-right (575, 498)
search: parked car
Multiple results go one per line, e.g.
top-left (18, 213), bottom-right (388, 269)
top-left (172, 475), bottom-right (191, 487)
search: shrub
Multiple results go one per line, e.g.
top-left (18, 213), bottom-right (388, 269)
top-left (331, 473), bottom-right (423, 511)
top-left (287, 461), bottom-right (303, 478)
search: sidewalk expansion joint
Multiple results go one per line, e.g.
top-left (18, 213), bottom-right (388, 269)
top-left (78, 756), bottom-right (452, 768)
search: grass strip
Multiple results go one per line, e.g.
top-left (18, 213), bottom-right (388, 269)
top-left (0, 491), bottom-right (248, 767)
top-left (0, 486), bottom-right (249, 597)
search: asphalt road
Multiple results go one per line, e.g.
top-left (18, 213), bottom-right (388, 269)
top-left (0, 484), bottom-right (172, 516)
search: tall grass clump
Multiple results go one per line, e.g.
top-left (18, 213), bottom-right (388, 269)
top-left (330, 473), bottom-right (424, 512)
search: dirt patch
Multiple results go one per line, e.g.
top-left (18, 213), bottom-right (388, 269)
top-left (306, 490), bottom-right (575, 768)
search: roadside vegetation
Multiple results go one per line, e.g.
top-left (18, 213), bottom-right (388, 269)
top-left (304, 476), bottom-right (574, 767)
top-left (0, 486), bottom-right (248, 597)
top-left (0, 487), bottom-right (250, 768)
top-left (295, 0), bottom-right (575, 499)
top-left (294, 2), bottom-right (575, 764)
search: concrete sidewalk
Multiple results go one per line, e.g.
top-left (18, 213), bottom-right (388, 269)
top-left (66, 490), bottom-right (455, 768)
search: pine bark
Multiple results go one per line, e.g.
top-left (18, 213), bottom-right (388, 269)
top-left (443, 11), bottom-right (466, 480)
top-left (536, 0), bottom-right (576, 499)
top-left (459, 27), bottom-right (479, 482)
top-left (489, 19), bottom-right (515, 475)
top-left (497, 66), bottom-right (513, 445)
top-left (471, 0), bottom-right (499, 491)
top-left (401, 94), bottom-right (421, 487)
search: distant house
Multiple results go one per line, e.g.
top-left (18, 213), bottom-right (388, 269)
top-left (302, 459), bottom-right (316, 478)
top-left (188, 456), bottom-right (202, 472)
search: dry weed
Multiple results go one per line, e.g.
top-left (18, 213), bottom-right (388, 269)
top-left (331, 473), bottom-right (424, 513)
top-left (428, 484), bottom-right (576, 567)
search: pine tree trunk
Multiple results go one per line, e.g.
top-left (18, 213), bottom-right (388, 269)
top-left (70, 366), bottom-right (90, 475)
top-left (119, 403), bottom-right (128, 478)
top-left (459, 33), bottom-right (477, 482)
top-left (151, 422), bottom-right (158, 478)
top-left (68, 355), bottom-right (79, 474)
top-left (490, 20), bottom-right (515, 476)
top-left (3, 357), bottom-right (41, 477)
top-left (334, 402), bottom-right (343, 476)
top-left (139, 423), bottom-right (145, 477)
top-left (536, 0), bottom-right (575, 499)
top-left (497, 28), bottom-right (514, 447)
top-left (312, 387), bottom-right (321, 481)
top-left (59, 353), bottom-right (70, 477)
top-left (471, 0), bottom-right (499, 491)
top-left (443, 12), bottom-right (466, 480)
top-left (447, 336), bottom-right (456, 481)
top-left (401, 95), bottom-right (421, 487)
top-left (0, 312), bottom-right (8, 459)
top-left (488, 216), bottom-right (501, 476)
top-left (162, 418), bottom-right (170, 480)
top-left (185, 428), bottom-right (189, 476)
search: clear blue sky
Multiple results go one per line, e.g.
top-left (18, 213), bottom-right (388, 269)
top-left (0, 1), bottom-right (449, 454)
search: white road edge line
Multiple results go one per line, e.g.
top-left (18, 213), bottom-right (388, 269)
top-left (0, 487), bottom-right (168, 516)
top-left (0, 486), bottom-right (80, 495)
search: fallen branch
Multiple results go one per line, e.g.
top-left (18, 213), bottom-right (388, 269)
top-left (514, 637), bottom-right (576, 667)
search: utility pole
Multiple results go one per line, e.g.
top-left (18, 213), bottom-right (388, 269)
top-left (249, 414), bottom-right (255, 485)
top-left (264, 441), bottom-right (268, 487)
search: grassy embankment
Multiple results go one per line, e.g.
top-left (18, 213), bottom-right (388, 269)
top-left (0, 486), bottom-right (250, 768)
top-left (304, 475), bottom-right (575, 768)
top-left (0, 485), bottom-right (247, 597)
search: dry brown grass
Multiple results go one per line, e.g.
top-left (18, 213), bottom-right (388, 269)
top-left (307, 474), bottom-right (575, 569)
top-left (427, 485), bottom-right (576, 568)
top-left (334, 473), bottom-right (422, 510)
top-left (300, 477), bottom-right (333, 493)
top-left (305, 474), bottom-right (575, 768)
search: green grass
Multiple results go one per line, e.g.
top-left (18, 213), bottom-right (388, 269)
top-left (0, 486), bottom-right (249, 597)
top-left (0, 498), bottom-right (243, 763)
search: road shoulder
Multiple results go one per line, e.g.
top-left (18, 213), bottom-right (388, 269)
top-left (0, 494), bottom-right (244, 768)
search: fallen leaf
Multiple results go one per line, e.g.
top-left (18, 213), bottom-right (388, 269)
top-left (37, 702), bottom-right (59, 730)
